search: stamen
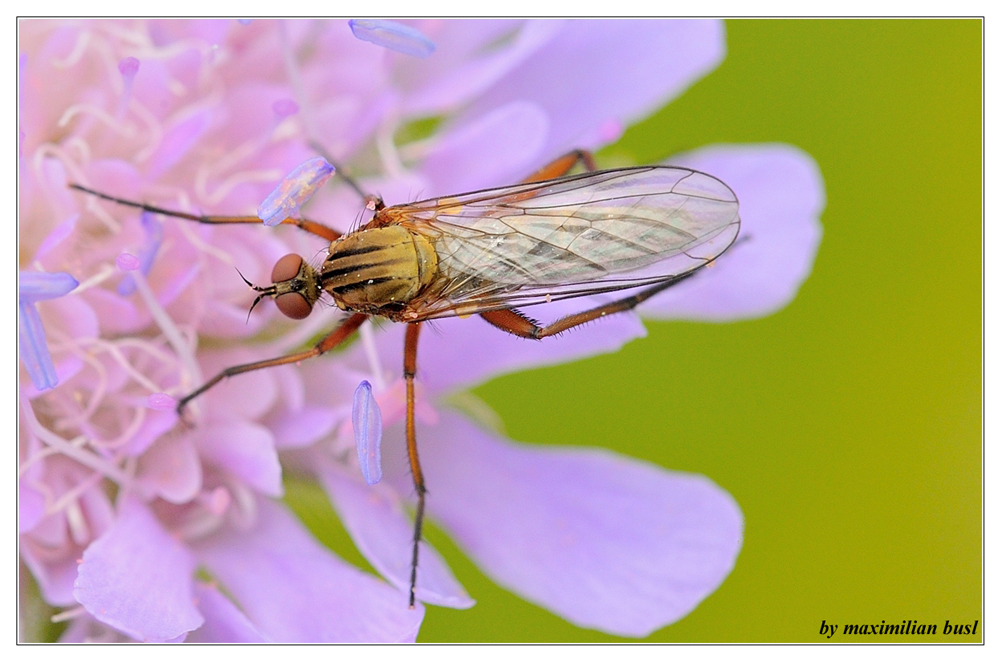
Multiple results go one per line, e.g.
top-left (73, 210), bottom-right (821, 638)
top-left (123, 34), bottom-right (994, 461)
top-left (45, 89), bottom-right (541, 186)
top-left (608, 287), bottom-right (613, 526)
top-left (257, 157), bottom-right (335, 226)
top-left (352, 381), bottom-right (383, 485)
top-left (278, 22), bottom-right (321, 145)
top-left (20, 393), bottom-right (133, 488)
top-left (57, 103), bottom-right (134, 138)
top-left (348, 20), bottom-right (436, 58)
top-left (65, 498), bottom-right (89, 545)
top-left (117, 56), bottom-right (139, 118)
top-left (74, 337), bottom-right (169, 393)
top-left (117, 214), bottom-right (163, 296)
top-left (48, 470), bottom-right (103, 519)
top-left (49, 30), bottom-right (90, 68)
top-left (127, 266), bottom-right (202, 397)
top-left (50, 606), bottom-right (87, 624)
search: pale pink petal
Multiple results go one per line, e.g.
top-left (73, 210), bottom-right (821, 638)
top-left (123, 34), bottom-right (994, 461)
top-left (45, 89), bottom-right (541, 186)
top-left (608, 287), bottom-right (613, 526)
top-left (460, 20), bottom-right (726, 162)
top-left (186, 582), bottom-right (269, 642)
top-left (269, 405), bottom-right (338, 449)
top-left (34, 213), bottom-right (77, 262)
top-left (420, 100), bottom-right (549, 195)
top-left (20, 540), bottom-right (79, 606)
top-left (641, 144), bottom-right (825, 320)
top-left (119, 408), bottom-right (178, 457)
top-left (194, 421), bottom-right (282, 497)
top-left (319, 464), bottom-right (474, 609)
top-left (136, 435), bottom-right (202, 504)
top-left (73, 496), bottom-right (203, 642)
top-left (83, 287), bottom-right (144, 335)
top-left (18, 480), bottom-right (46, 533)
top-left (198, 350), bottom-right (280, 420)
top-left (193, 498), bottom-right (424, 642)
top-left (400, 20), bottom-right (561, 115)
top-left (412, 411), bottom-right (743, 637)
top-left (58, 614), bottom-right (135, 642)
top-left (146, 109), bottom-right (212, 180)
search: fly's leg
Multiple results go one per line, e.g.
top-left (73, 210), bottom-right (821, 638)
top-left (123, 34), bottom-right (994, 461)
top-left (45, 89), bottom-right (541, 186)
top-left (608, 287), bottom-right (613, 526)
top-left (402, 322), bottom-right (427, 608)
top-left (479, 272), bottom-right (701, 340)
top-left (520, 149), bottom-right (597, 183)
top-left (69, 183), bottom-right (343, 241)
top-left (176, 313), bottom-right (368, 416)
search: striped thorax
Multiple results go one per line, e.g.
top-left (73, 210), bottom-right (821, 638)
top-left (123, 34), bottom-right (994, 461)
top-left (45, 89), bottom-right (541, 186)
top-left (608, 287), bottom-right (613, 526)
top-left (321, 225), bottom-right (439, 316)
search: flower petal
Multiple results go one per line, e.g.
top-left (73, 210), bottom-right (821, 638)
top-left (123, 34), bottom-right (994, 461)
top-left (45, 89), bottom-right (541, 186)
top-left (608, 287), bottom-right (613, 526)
top-left (193, 498), bottom-right (424, 642)
top-left (73, 496), bottom-right (203, 642)
top-left (319, 464), bottom-right (474, 609)
top-left (186, 582), bottom-right (269, 642)
top-left (640, 144), bottom-right (825, 321)
top-left (400, 20), bottom-right (561, 116)
top-left (136, 435), bottom-right (202, 504)
top-left (119, 408), bottom-right (179, 457)
top-left (20, 539), bottom-right (79, 606)
top-left (420, 100), bottom-right (549, 195)
top-left (415, 411), bottom-right (743, 637)
top-left (460, 19), bottom-right (726, 160)
top-left (269, 405), bottom-right (338, 449)
top-left (146, 109), bottom-right (211, 180)
top-left (194, 421), bottom-right (282, 497)
top-left (18, 479), bottom-right (46, 533)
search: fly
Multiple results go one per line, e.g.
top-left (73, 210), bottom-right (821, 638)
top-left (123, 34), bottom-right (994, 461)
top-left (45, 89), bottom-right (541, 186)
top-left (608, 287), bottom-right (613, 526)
top-left (69, 149), bottom-right (741, 608)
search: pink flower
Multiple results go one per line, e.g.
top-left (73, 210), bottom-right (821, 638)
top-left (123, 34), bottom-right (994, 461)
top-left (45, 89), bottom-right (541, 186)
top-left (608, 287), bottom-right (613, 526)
top-left (18, 19), bottom-right (823, 642)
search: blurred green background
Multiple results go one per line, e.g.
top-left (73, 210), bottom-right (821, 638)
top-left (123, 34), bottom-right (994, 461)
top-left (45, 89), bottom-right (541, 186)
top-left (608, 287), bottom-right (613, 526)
top-left (293, 19), bottom-right (982, 642)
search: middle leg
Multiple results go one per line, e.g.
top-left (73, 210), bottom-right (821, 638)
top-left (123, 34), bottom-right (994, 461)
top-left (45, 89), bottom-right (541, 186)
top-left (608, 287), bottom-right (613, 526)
top-left (403, 322), bottom-right (427, 608)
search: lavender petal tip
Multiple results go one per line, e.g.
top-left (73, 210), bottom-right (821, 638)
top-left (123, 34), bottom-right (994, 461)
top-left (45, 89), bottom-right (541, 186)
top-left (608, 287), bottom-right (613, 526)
top-left (257, 157), bottom-right (335, 226)
top-left (19, 271), bottom-right (78, 302)
top-left (19, 299), bottom-right (59, 390)
top-left (352, 380), bottom-right (383, 485)
top-left (348, 20), bottom-right (436, 58)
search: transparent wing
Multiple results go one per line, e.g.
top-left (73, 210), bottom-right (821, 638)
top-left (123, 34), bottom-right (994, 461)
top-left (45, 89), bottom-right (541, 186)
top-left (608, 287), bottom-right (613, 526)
top-left (384, 166), bottom-right (740, 320)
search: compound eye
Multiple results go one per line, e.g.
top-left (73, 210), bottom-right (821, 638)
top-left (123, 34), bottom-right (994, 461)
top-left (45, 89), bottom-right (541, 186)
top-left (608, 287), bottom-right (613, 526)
top-left (271, 254), bottom-right (303, 284)
top-left (275, 292), bottom-right (312, 319)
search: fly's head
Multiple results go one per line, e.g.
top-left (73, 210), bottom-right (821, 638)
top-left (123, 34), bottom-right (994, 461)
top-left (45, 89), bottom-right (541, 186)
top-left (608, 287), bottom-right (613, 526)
top-left (242, 253), bottom-right (322, 320)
